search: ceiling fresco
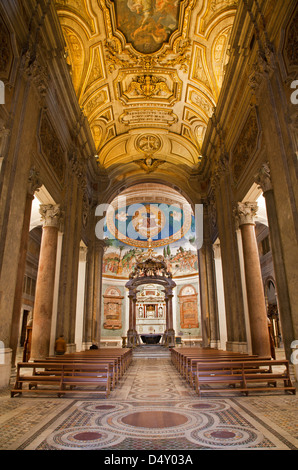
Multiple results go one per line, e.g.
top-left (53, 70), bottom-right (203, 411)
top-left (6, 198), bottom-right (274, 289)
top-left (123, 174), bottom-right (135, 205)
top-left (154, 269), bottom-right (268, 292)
top-left (54, 0), bottom-right (238, 194)
top-left (113, 0), bottom-right (183, 54)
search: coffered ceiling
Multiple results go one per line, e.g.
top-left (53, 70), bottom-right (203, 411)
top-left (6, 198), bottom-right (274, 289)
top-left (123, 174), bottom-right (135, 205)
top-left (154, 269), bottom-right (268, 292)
top-left (54, 0), bottom-right (237, 191)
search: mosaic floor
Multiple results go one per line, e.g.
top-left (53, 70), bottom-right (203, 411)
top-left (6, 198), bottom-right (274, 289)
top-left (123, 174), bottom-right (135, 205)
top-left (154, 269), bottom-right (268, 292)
top-left (0, 349), bottom-right (298, 452)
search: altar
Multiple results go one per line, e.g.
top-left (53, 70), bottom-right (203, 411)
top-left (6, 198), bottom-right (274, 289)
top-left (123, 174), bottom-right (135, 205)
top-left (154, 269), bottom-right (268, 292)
top-left (140, 334), bottom-right (162, 344)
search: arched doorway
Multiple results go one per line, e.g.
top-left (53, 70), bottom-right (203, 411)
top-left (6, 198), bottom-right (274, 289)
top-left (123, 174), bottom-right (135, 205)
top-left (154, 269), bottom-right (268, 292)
top-left (135, 284), bottom-right (166, 339)
top-left (125, 245), bottom-right (176, 348)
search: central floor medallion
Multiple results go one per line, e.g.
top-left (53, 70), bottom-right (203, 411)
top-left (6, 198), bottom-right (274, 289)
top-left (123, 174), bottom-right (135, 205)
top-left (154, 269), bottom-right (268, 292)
top-left (121, 411), bottom-right (188, 428)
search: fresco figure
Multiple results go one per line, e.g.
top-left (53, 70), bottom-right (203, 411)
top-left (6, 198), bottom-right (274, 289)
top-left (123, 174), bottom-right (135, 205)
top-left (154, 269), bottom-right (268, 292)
top-left (114, 0), bottom-right (181, 53)
top-left (127, 0), bottom-right (153, 23)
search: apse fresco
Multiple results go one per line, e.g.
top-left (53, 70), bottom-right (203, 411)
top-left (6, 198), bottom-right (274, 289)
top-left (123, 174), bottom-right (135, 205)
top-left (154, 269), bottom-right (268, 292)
top-left (112, 0), bottom-right (182, 54)
top-left (102, 202), bottom-right (198, 278)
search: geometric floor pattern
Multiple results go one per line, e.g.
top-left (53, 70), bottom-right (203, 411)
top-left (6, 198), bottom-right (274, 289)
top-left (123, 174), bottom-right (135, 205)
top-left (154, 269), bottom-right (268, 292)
top-left (1, 349), bottom-right (298, 451)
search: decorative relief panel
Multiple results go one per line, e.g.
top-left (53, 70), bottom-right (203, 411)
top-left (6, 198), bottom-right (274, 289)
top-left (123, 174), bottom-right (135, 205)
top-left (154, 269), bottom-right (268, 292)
top-left (103, 286), bottom-right (123, 330)
top-left (199, 0), bottom-right (237, 34)
top-left (186, 86), bottom-right (215, 120)
top-left (119, 108), bottom-right (178, 127)
top-left (54, 0), bottom-right (96, 34)
top-left (178, 284), bottom-right (199, 329)
top-left (191, 45), bottom-right (212, 91)
top-left (182, 107), bottom-right (207, 150)
top-left (115, 69), bottom-right (182, 105)
top-left (63, 26), bottom-right (85, 94)
top-left (91, 123), bottom-right (103, 150)
top-left (82, 86), bottom-right (109, 120)
top-left (136, 134), bottom-right (162, 153)
top-left (84, 46), bottom-right (104, 91)
top-left (39, 113), bottom-right (66, 183)
top-left (212, 25), bottom-right (232, 90)
top-left (0, 13), bottom-right (13, 78)
top-left (231, 109), bottom-right (260, 184)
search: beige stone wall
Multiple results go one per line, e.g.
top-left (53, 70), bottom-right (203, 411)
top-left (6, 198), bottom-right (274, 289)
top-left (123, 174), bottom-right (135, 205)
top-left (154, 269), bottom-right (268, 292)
top-left (201, 0), bottom-right (298, 358)
top-left (0, 0), bottom-right (96, 373)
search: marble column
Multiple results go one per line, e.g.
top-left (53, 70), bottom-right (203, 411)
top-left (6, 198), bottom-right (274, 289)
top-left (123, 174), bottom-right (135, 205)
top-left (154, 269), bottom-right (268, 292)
top-left (213, 241), bottom-right (228, 350)
top-left (164, 289), bottom-right (175, 347)
top-left (133, 296), bottom-right (139, 345)
top-left (206, 242), bottom-right (220, 348)
top-left (127, 289), bottom-right (137, 347)
top-left (92, 240), bottom-right (105, 346)
top-left (83, 240), bottom-right (95, 349)
top-left (255, 162), bottom-right (295, 360)
top-left (197, 200), bottom-right (220, 348)
top-left (10, 167), bottom-right (42, 365)
top-left (75, 245), bottom-right (88, 352)
top-left (198, 248), bottom-right (210, 347)
top-left (235, 202), bottom-right (271, 357)
top-left (30, 204), bottom-right (62, 360)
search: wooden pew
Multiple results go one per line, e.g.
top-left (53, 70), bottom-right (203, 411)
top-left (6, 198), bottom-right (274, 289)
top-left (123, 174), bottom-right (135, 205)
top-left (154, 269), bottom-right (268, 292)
top-left (41, 357), bottom-right (119, 390)
top-left (195, 360), bottom-right (296, 396)
top-left (11, 362), bottom-right (112, 398)
top-left (11, 348), bottom-right (132, 398)
top-left (171, 348), bottom-right (258, 380)
top-left (57, 348), bottom-right (132, 378)
top-left (187, 354), bottom-right (263, 388)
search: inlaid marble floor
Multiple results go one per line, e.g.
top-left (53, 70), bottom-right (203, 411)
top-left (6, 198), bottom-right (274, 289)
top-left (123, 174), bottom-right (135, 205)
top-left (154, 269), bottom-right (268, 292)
top-left (0, 352), bottom-right (297, 451)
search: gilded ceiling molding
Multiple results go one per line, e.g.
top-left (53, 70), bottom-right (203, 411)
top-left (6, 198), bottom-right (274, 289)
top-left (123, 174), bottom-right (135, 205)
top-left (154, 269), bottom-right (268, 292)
top-left (119, 108), bottom-right (178, 128)
top-left (199, 0), bottom-right (237, 35)
top-left (134, 157), bottom-right (166, 174)
top-left (53, 1), bottom-right (239, 174)
top-left (125, 75), bottom-right (171, 100)
top-left (62, 26), bottom-right (85, 94)
top-left (116, 69), bottom-right (182, 105)
top-left (54, 0), bottom-right (96, 36)
top-left (100, 0), bottom-right (196, 70)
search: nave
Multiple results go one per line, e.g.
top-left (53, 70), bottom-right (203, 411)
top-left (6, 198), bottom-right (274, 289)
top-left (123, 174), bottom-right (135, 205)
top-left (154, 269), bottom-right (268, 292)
top-left (1, 346), bottom-right (297, 451)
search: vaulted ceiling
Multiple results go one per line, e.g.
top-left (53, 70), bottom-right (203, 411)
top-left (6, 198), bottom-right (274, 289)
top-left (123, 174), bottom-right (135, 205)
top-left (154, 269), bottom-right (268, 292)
top-left (54, 0), bottom-right (238, 195)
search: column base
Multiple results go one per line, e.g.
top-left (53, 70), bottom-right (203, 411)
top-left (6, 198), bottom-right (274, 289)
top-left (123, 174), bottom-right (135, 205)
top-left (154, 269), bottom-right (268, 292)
top-left (0, 348), bottom-right (12, 389)
top-left (127, 330), bottom-right (139, 348)
top-left (163, 329), bottom-right (176, 348)
top-left (66, 343), bottom-right (76, 354)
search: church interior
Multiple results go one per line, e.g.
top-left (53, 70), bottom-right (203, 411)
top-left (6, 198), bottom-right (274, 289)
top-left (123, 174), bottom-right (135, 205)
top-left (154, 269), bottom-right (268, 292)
top-left (0, 0), bottom-right (297, 452)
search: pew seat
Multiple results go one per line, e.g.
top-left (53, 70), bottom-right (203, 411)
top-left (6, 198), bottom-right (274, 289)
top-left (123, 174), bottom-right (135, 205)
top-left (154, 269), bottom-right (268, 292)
top-left (11, 362), bottom-right (112, 398)
top-left (195, 360), bottom-right (296, 396)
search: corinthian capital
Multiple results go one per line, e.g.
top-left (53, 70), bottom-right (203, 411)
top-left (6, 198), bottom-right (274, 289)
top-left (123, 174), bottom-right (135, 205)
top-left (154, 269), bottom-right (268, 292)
top-left (255, 162), bottom-right (272, 193)
top-left (40, 204), bottom-right (63, 229)
top-left (234, 202), bottom-right (258, 226)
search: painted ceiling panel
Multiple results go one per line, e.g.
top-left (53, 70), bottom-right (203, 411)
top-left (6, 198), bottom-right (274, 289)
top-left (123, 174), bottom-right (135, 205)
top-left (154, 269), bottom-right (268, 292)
top-left (54, 0), bottom-right (238, 181)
